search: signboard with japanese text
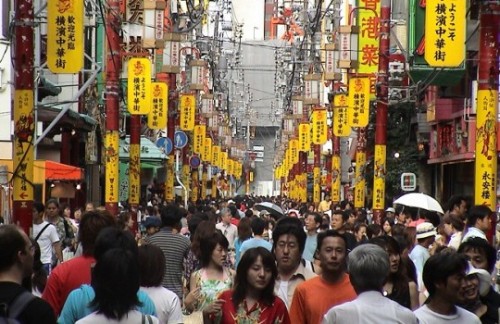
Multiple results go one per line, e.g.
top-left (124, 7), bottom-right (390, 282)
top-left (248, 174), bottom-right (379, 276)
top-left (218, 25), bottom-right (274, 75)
top-left (128, 143), bottom-right (140, 204)
top-left (289, 139), bottom-right (299, 165)
top-left (202, 137), bottom-right (212, 162)
top-left (180, 95), bottom-right (196, 131)
top-left (212, 145), bottom-right (221, 167)
top-left (474, 90), bottom-right (498, 207)
top-left (13, 90), bottom-right (34, 201)
top-left (425, 0), bottom-right (466, 67)
top-left (193, 125), bottom-right (206, 154)
top-left (348, 78), bottom-right (370, 127)
top-left (105, 131), bottom-right (119, 205)
top-left (331, 155), bottom-right (341, 202)
top-left (147, 82), bottom-right (168, 129)
top-left (333, 94), bottom-right (350, 136)
top-left (47, 0), bottom-right (84, 73)
top-left (234, 162), bottom-right (242, 179)
top-left (220, 151), bottom-right (228, 171)
top-left (127, 58), bottom-right (152, 114)
top-left (357, 0), bottom-right (381, 98)
top-left (311, 110), bottom-right (328, 145)
top-left (313, 167), bottom-right (321, 204)
top-left (354, 151), bottom-right (366, 208)
top-left (298, 123), bottom-right (311, 152)
top-left (227, 159), bottom-right (234, 176)
top-left (373, 144), bottom-right (387, 210)
top-left (165, 159), bottom-right (175, 201)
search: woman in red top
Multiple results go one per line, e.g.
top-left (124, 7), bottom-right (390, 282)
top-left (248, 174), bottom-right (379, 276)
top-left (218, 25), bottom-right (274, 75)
top-left (204, 247), bottom-right (290, 324)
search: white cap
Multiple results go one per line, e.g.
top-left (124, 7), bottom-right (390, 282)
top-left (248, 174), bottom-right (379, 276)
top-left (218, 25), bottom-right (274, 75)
top-left (385, 207), bottom-right (395, 213)
top-left (415, 222), bottom-right (437, 240)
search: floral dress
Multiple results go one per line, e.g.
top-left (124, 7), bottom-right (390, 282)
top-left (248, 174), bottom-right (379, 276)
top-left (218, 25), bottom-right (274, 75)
top-left (192, 268), bottom-right (233, 311)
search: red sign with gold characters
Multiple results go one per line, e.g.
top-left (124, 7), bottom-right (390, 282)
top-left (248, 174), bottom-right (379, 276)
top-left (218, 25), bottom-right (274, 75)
top-left (127, 58), bottom-right (152, 114)
top-left (47, 0), bottom-right (84, 73)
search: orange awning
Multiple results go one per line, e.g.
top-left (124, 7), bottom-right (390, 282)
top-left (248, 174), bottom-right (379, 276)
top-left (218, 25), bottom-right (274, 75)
top-left (44, 161), bottom-right (84, 181)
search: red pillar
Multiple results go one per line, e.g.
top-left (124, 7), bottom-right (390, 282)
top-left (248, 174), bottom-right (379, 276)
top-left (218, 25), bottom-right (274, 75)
top-left (13, 0), bottom-right (35, 233)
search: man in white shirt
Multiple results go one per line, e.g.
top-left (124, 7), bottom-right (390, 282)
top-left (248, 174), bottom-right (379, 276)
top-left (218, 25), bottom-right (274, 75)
top-left (413, 251), bottom-right (481, 323)
top-left (409, 222), bottom-right (435, 291)
top-left (323, 244), bottom-right (417, 323)
top-left (461, 205), bottom-right (492, 242)
top-left (32, 202), bottom-right (62, 274)
top-left (215, 207), bottom-right (238, 249)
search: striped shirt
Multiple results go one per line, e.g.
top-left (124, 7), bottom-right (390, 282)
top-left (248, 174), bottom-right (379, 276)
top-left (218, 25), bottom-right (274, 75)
top-left (145, 228), bottom-right (190, 300)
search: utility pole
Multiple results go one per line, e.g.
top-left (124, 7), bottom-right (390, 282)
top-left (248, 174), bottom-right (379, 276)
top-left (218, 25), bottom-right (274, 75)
top-left (372, 0), bottom-right (391, 223)
top-left (474, 1), bottom-right (499, 207)
top-left (129, 114), bottom-right (141, 226)
top-left (104, 0), bottom-right (122, 216)
top-left (13, 0), bottom-right (34, 234)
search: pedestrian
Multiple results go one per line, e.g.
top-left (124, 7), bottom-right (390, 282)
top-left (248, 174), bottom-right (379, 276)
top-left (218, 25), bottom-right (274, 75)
top-left (75, 248), bottom-right (160, 323)
top-left (322, 244), bottom-right (417, 323)
top-left (32, 201), bottom-right (62, 274)
top-left (330, 210), bottom-right (357, 251)
top-left (138, 245), bottom-right (183, 324)
top-left (409, 222), bottom-right (435, 294)
top-left (42, 210), bottom-right (116, 316)
top-left (183, 218), bottom-right (214, 291)
top-left (442, 214), bottom-right (464, 249)
top-left (239, 217), bottom-right (272, 257)
top-left (45, 199), bottom-right (75, 254)
top-left (289, 230), bottom-right (356, 324)
top-left (413, 251), bottom-right (481, 323)
top-left (302, 212), bottom-right (321, 262)
top-left (382, 217), bottom-right (395, 236)
top-left (184, 231), bottom-right (234, 318)
top-left (273, 217), bottom-right (316, 309)
top-left (145, 204), bottom-right (191, 300)
top-left (205, 247), bottom-right (290, 324)
top-left (0, 225), bottom-right (56, 323)
top-left (234, 217), bottom-right (252, 267)
top-left (215, 207), bottom-right (238, 250)
top-left (462, 205), bottom-right (492, 242)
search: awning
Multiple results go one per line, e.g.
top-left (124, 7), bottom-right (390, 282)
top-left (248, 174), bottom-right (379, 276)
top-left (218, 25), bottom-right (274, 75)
top-left (119, 136), bottom-right (167, 164)
top-left (39, 160), bottom-right (84, 181)
top-left (37, 105), bottom-right (97, 133)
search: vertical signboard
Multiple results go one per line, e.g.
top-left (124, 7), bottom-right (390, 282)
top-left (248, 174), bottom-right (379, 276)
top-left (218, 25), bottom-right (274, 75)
top-left (193, 124), bottom-right (206, 154)
top-left (348, 77), bottom-right (370, 127)
top-left (354, 151), bottom-right (366, 208)
top-left (372, 144), bottom-right (386, 210)
top-left (128, 144), bottom-right (140, 204)
top-left (298, 123), bottom-right (311, 152)
top-left (202, 137), bottom-right (212, 162)
top-left (105, 131), bottom-right (119, 205)
top-left (311, 110), bottom-right (328, 144)
top-left (289, 139), bottom-right (299, 165)
top-left (148, 82), bottom-right (168, 129)
top-left (333, 94), bottom-right (350, 136)
top-left (127, 58), bottom-right (152, 114)
top-left (180, 94), bottom-right (196, 131)
top-left (331, 155), bottom-right (341, 202)
top-left (47, 0), bottom-right (84, 73)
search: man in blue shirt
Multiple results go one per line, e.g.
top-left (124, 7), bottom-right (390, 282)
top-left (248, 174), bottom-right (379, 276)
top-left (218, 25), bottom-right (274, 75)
top-left (239, 217), bottom-right (272, 258)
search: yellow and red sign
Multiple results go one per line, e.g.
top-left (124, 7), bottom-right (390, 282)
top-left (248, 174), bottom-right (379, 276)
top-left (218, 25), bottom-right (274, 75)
top-left (373, 145), bottom-right (386, 210)
top-left (212, 145), bottom-right (221, 167)
top-left (47, 0), bottom-right (84, 73)
top-left (128, 144), bottom-right (140, 205)
top-left (13, 90), bottom-right (34, 201)
top-left (298, 123), bottom-right (311, 152)
top-left (331, 155), bottom-right (341, 202)
top-left (165, 158), bottom-right (174, 201)
top-left (105, 131), bottom-right (119, 204)
top-left (313, 167), bottom-right (321, 204)
top-left (180, 95), bottom-right (196, 131)
top-left (227, 159), bottom-right (234, 176)
top-left (311, 110), bottom-right (328, 145)
top-left (289, 139), bottom-right (299, 165)
top-left (193, 124), bottom-right (206, 154)
top-left (202, 137), bottom-right (212, 162)
top-left (148, 82), bottom-right (168, 129)
top-left (333, 94), bottom-right (350, 136)
top-left (127, 58), bottom-right (152, 114)
top-left (348, 78), bottom-right (370, 127)
top-left (354, 151), bottom-right (366, 208)
top-left (425, 0), bottom-right (466, 67)
top-left (475, 89), bottom-right (498, 207)
top-left (220, 151), bottom-right (228, 171)
top-left (234, 162), bottom-right (242, 179)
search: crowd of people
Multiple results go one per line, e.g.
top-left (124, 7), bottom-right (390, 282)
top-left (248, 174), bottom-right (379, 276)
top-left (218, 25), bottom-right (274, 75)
top-left (0, 194), bottom-right (499, 323)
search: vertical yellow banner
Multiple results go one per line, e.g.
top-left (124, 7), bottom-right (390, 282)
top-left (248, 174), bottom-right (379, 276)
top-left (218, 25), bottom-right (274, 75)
top-left (373, 145), bottom-right (387, 210)
top-left (425, 0), bottom-right (466, 67)
top-left (180, 95), bottom-right (196, 131)
top-left (220, 151), bottom-right (228, 171)
top-left (289, 139), bottom-right (299, 165)
top-left (165, 158), bottom-right (174, 201)
top-left (193, 125), bottom-right (206, 154)
top-left (298, 123), bottom-right (311, 152)
top-left (127, 58), bottom-right (152, 114)
top-left (202, 137), bottom-right (212, 162)
top-left (311, 110), bottom-right (328, 144)
top-left (354, 151), bottom-right (366, 208)
top-left (182, 165), bottom-right (190, 200)
top-left (475, 90), bottom-right (498, 207)
top-left (13, 90), bottom-right (34, 201)
top-left (227, 159), bottom-right (234, 176)
top-left (47, 0), bottom-right (84, 73)
top-left (313, 167), bottom-right (321, 204)
top-left (148, 82), bottom-right (168, 129)
top-left (212, 145), bottom-right (220, 167)
top-left (201, 170), bottom-right (207, 199)
top-left (128, 144), bottom-right (140, 204)
top-left (105, 131), bottom-right (120, 205)
top-left (348, 78), bottom-right (370, 127)
top-left (333, 94), bottom-right (350, 136)
top-left (331, 155), bottom-right (341, 203)
top-left (191, 171), bottom-right (198, 202)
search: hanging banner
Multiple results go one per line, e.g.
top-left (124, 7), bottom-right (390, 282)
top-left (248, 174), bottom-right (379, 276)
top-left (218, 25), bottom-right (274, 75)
top-left (193, 124), bottom-right (206, 154)
top-left (373, 144), bottom-right (387, 210)
top-left (298, 123), bottom-right (311, 152)
top-left (348, 78), bottom-right (370, 127)
top-left (212, 145), bottom-right (221, 167)
top-left (165, 158), bottom-right (175, 201)
top-left (148, 82), bottom-right (168, 129)
top-left (47, 0), bottom-right (84, 73)
top-left (475, 90), bottom-right (498, 207)
top-left (191, 171), bottom-right (199, 202)
top-left (220, 151), bottom-right (228, 171)
top-left (227, 159), bottom-right (234, 176)
top-left (354, 151), bottom-right (366, 208)
top-left (333, 94), bottom-right (350, 136)
top-left (128, 143), bottom-right (140, 205)
top-left (180, 94), bottom-right (196, 131)
top-left (289, 139), bottom-right (299, 165)
top-left (234, 162), bottom-right (242, 179)
top-left (105, 131), bottom-right (119, 205)
top-left (202, 137), bottom-right (212, 162)
top-left (311, 110), bottom-right (328, 144)
top-left (331, 155), bottom-right (341, 203)
top-left (127, 58), bottom-right (152, 114)
top-left (425, 0), bottom-right (466, 67)
top-left (313, 167), bottom-right (321, 204)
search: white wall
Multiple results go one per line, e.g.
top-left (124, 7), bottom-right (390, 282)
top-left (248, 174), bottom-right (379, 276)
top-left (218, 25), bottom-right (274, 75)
top-left (232, 0), bottom-right (265, 41)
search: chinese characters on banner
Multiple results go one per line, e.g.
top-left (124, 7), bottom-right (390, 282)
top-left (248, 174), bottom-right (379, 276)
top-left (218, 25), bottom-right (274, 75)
top-left (425, 0), bottom-right (466, 67)
top-left (47, 0), bottom-right (84, 73)
top-left (373, 145), bottom-right (387, 210)
top-left (165, 159), bottom-right (175, 201)
top-left (234, 162), bottom-right (242, 179)
top-left (313, 167), bottom-right (321, 205)
top-left (105, 131), bottom-right (119, 204)
top-left (298, 123), bottom-right (311, 152)
top-left (13, 91), bottom-right (34, 201)
top-left (193, 125), bottom-right (206, 154)
top-left (128, 144), bottom-right (140, 204)
top-left (127, 58), bottom-right (152, 114)
top-left (148, 82), bottom-right (168, 129)
top-left (220, 151), bottom-right (228, 171)
top-left (289, 139), bottom-right (299, 165)
top-left (331, 155), bottom-right (341, 202)
top-left (212, 145), bottom-right (221, 167)
top-left (202, 137), bottom-right (212, 162)
top-left (474, 90), bottom-right (498, 207)
top-left (227, 159), bottom-right (234, 176)
top-left (348, 78), bottom-right (370, 127)
top-left (354, 151), bottom-right (366, 208)
top-left (357, 0), bottom-right (381, 98)
top-left (180, 95), bottom-right (196, 131)
top-left (333, 94), bottom-right (351, 136)
top-left (311, 110), bottom-right (328, 144)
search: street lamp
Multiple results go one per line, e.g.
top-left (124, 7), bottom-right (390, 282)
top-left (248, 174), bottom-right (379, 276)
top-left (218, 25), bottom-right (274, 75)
top-left (394, 152), bottom-right (400, 159)
top-left (161, 33), bottom-right (181, 73)
top-left (303, 73), bottom-right (321, 105)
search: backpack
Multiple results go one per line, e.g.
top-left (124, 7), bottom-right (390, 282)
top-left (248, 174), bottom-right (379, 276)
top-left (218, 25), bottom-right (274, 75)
top-left (0, 291), bottom-right (36, 324)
